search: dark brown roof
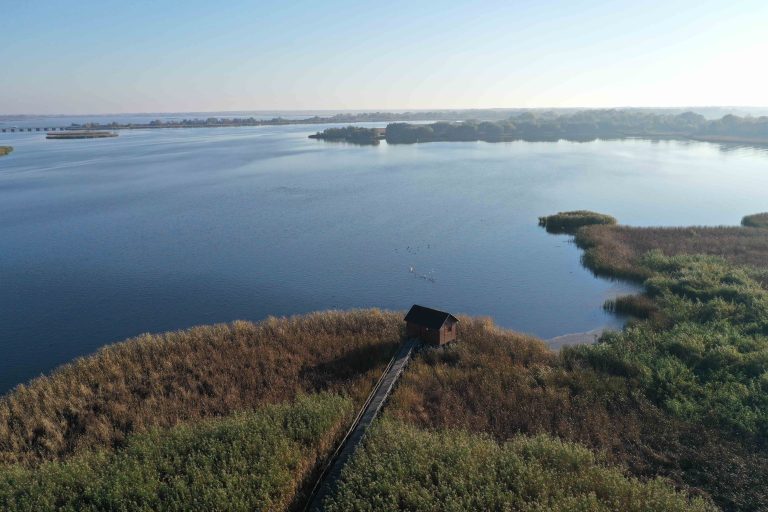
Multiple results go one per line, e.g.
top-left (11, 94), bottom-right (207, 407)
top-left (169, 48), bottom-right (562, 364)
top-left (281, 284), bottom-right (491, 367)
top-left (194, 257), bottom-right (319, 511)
top-left (404, 305), bottom-right (458, 330)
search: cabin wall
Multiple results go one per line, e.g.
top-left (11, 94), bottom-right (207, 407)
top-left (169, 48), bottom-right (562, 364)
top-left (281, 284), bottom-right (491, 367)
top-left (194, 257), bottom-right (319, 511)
top-left (406, 322), bottom-right (440, 345)
top-left (406, 321), bottom-right (458, 345)
top-left (426, 329), bottom-right (441, 345)
top-left (441, 321), bottom-right (457, 344)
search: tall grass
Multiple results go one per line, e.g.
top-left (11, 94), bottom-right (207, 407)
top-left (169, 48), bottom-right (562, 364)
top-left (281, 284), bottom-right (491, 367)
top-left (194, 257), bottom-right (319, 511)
top-left (0, 309), bottom-right (401, 465)
top-left (2, 280), bottom-right (766, 508)
top-left (566, 215), bottom-right (768, 440)
top-left (539, 212), bottom-right (768, 510)
top-left (575, 224), bottom-right (768, 281)
top-left (387, 315), bottom-right (768, 511)
top-left (324, 419), bottom-right (715, 512)
top-left (574, 252), bottom-right (768, 438)
top-left (603, 294), bottom-right (657, 319)
top-left (0, 394), bottom-right (351, 512)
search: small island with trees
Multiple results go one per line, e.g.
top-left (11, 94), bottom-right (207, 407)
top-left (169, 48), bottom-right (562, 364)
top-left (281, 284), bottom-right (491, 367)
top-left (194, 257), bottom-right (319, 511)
top-left (308, 126), bottom-right (385, 145)
top-left (0, 146), bottom-right (12, 156)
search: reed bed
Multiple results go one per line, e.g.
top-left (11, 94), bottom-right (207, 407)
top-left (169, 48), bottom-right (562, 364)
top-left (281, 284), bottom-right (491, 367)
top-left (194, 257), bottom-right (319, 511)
top-left (3, 261), bottom-right (767, 509)
top-left (0, 310), bottom-right (401, 465)
top-left (575, 224), bottom-right (768, 281)
top-left (531, 211), bottom-right (768, 510)
top-left (0, 394), bottom-right (351, 512)
top-left (387, 314), bottom-right (768, 511)
top-left (325, 419), bottom-right (716, 512)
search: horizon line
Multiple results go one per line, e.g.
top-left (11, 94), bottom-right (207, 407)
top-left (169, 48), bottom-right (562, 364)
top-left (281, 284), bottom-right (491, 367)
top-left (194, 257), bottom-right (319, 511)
top-left (3, 105), bottom-right (768, 118)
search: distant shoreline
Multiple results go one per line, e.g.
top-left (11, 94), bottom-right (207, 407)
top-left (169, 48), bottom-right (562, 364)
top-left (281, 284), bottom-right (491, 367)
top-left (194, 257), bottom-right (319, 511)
top-left (3, 110), bottom-right (767, 148)
top-left (307, 112), bottom-right (768, 147)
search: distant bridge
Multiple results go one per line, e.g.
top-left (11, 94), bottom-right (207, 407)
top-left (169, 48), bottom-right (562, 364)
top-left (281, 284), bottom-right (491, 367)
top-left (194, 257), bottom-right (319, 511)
top-left (0, 127), bottom-right (69, 133)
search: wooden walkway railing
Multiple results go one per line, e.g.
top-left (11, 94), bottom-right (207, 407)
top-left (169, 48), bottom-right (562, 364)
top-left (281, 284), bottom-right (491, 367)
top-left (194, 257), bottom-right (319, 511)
top-left (304, 338), bottom-right (420, 512)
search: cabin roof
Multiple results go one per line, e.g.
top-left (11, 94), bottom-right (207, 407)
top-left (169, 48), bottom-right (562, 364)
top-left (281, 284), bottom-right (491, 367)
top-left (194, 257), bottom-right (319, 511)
top-left (404, 305), bottom-right (458, 330)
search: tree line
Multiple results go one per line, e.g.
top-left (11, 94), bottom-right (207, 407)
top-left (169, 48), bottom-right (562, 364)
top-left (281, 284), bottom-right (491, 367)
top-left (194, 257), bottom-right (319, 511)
top-left (385, 111), bottom-right (768, 143)
top-left (310, 111), bottom-right (768, 145)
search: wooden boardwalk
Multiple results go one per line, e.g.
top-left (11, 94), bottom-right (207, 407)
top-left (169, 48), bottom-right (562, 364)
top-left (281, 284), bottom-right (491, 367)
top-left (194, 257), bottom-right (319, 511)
top-left (305, 338), bottom-right (420, 511)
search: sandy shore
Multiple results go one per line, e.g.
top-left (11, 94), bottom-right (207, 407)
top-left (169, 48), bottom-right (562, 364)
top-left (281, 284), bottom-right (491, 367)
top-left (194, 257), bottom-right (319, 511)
top-left (546, 327), bottom-right (614, 350)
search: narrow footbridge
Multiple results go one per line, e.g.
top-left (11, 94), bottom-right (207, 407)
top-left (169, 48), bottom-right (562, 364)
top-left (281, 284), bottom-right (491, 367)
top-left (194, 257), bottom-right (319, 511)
top-left (305, 338), bottom-right (420, 511)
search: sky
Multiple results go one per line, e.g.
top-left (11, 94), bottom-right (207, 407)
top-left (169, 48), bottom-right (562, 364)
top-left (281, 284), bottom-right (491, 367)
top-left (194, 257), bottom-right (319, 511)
top-left (1, 0), bottom-right (767, 115)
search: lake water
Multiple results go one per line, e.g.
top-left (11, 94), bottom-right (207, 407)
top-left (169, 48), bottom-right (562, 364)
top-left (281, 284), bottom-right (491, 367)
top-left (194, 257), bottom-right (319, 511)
top-left (2, 123), bottom-right (768, 393)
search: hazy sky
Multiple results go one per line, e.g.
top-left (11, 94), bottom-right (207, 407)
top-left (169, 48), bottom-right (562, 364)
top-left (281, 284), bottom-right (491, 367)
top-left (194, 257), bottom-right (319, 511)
top-left (1, 0), bottom-right (766, 114)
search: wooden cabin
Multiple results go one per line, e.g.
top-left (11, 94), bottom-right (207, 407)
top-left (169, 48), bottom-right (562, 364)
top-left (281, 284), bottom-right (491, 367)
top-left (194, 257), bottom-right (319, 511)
top-left (404, 305), bottom-right (459, 345)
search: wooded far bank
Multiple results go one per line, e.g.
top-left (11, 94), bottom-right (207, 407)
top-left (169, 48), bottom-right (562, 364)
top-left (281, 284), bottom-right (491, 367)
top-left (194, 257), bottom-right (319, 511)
top-left (310, 110), bottom-right (768, 145)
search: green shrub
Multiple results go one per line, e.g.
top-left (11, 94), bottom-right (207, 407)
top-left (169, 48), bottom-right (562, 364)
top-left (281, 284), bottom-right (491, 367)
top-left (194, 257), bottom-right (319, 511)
top-left (742, 212), bottom-right (768, 228)
top-left (0, 393), bottom-right (351, 512)
top-left (388, 314), bottom-right (768, 511)
top-left (324, 420), bottom-right (715, 512)
top-left (539, 211), bottom-right (617, 234)
top-left (575, 253), bottom-right (768, 438)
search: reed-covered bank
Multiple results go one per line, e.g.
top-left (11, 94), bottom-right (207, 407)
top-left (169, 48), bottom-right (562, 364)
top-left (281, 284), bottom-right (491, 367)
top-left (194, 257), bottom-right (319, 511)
top-left (1, 310), bottom-right (744, 510)
top-left (530, 212), bottom-right (768, 510)
top-left (0, 310), bottom-right (400, 465)
top-left (0, 394), bottom-right (351, 512)
top-left (2, 287), bottom-right (767, 508)
top-left (574, 223), bottom-right (768, 281)
top-left (325, 419), bottom-right (715, 512)
top-left (386, 315), bottom-right (768, 511)
top-left (551, 214), bottom-right (768, 440)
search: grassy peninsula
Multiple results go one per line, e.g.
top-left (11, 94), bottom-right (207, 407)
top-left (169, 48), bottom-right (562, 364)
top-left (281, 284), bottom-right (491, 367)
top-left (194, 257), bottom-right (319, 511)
top-left (0, 311), bottom-right (724, 511)
top-left (574, 223), bottom-right (768, 281)
top-left (0, 146), bottom-right (12, 156)
top-left (567, 216), bottom-right (768, 440)
top-left (543, 211), bottom-right (768, 510)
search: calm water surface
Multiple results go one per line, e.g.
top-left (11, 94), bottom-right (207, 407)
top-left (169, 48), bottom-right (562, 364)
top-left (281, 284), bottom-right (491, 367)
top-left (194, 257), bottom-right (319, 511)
top-left (2, 124), bottom-right (767, 393)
